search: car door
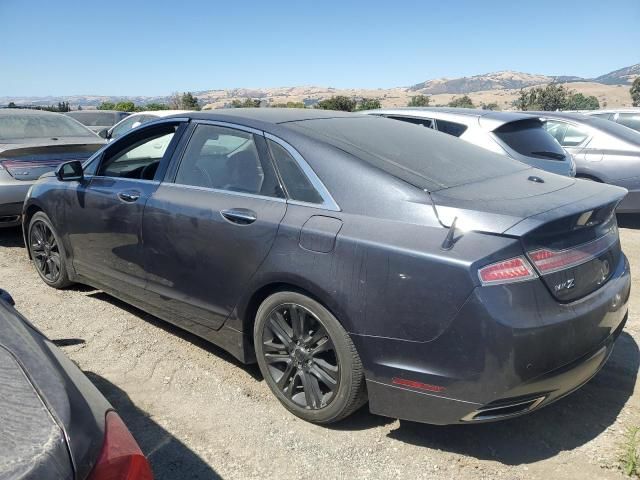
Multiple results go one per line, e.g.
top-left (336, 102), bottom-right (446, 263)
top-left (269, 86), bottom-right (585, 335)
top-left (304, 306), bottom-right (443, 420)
top-left (141, 121), bottom-right (287, 330)
top-left (65, 120), bottom-right (187, 296)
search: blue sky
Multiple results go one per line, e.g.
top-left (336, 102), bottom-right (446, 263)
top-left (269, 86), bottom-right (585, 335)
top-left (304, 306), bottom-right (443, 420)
top-left (1, 0), bottom-right (638, 96)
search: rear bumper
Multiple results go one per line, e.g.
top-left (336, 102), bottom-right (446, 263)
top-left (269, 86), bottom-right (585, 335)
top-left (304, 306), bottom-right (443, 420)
top-left (354, 252), bottom-right (631, 425)
top-left (0, 174), bottom-right (31, 225)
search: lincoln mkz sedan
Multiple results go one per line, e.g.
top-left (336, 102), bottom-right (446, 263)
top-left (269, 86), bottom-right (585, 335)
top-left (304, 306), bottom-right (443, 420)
top-left (23, 109), bottom-right (630, 425)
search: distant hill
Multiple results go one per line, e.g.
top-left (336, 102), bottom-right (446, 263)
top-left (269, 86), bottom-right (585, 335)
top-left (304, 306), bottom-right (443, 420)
top-left (1, 63), bottom-right (637, 110)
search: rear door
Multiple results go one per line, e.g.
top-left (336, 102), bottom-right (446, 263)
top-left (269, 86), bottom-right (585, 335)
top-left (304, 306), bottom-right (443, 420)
top-left (141, 121), bottom-right (287, 330)
top-left (65, 120), bottom-right (186, 295)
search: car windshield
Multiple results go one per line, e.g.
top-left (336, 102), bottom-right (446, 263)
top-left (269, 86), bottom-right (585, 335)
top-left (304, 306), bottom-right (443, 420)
top-left (66, 111), bottom-right (120, 127)
top-left (0, 112), bottom-right (95, 140)
top-left (288, 116), bottom-right (527, 191)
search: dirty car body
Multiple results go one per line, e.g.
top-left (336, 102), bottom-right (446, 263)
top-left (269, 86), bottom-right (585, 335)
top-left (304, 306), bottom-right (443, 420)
top-left (0, 289), bottom-right (152, 479)
top-left (23, 109), bottom-right (630, 424)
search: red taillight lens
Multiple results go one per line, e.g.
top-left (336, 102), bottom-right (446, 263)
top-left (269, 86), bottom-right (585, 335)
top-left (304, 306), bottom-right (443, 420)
top-left (478, 256), bottom-right (538, 286)
top-left (528, 231), bottom-right (617, 274)
top-left (87, 411), bottom-right (153, 480)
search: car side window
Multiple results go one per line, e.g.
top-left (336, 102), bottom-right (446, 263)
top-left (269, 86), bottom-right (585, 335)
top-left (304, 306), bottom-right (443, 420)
top-left (616, 113), bottom-right (640, 132)
top-left (543, 120), bottom-right (568, 144)
top-left (111, 116), bottom-right (143, 139)
top-left (174, 124), bottom-right (284, 198)
top-left (267, 139), bottom-right (323, 204)
top-left (387, 115), bottom-right (435, 129)
top-left (435, 119), bottom-right (467, 137)
top-left (97, 125), bottom-right (177, 180)
top-left (562, 124), bottom-right (589, 147)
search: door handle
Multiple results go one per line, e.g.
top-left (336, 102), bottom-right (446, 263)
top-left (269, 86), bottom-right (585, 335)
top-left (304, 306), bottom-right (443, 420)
top-left (221, 208), bottom-right (257, 225)
top-left (117, 190), bottom-right (141, 203)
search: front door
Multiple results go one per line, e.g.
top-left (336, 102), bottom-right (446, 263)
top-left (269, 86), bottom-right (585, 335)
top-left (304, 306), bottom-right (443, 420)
top-left (65, 121), bottom-right (185, 294)
top-left (142, 122), bottom-right (287, 330)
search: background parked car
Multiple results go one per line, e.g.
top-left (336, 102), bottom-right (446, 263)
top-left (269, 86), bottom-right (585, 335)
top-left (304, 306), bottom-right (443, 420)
top-left (23, 109), bottom-right (629, 426)
top-left (361, 107), bottom-right (576, 177)
top-left (530, 111), bottom-right (640, 213)
top-left (65, 110), bottom-right (130, 135)
top-left (0, 288), bottom-right (153, 479)
top-left (0, 109), bottom-right (105, 227)
top-left (104, 110), bottom-right (192, 141)
top-left (585, 109), bottom-right (640, 133)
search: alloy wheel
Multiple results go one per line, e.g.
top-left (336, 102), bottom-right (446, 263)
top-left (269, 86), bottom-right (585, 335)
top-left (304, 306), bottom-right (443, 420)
top-left (261, 303), bottom-right (340, 410)
top-left (30, 220), bottom-right (62, 283)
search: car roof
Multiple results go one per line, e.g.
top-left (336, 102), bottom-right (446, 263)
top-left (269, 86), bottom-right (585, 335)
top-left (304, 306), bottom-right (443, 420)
top-left (131, 109), bottom-right (194, 117)
top-left (360, 107), bottom-right (536, 127)
top-left (182, 108), bottom-right (356, 123)
top-left (586, 109), bottom-right (640, 114)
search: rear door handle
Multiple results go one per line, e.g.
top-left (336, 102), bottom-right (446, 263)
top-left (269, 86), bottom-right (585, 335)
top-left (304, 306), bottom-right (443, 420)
top-left (221, 208), bottom-right (257, 225)
top-left (117, 190), bottom-right (141, 203)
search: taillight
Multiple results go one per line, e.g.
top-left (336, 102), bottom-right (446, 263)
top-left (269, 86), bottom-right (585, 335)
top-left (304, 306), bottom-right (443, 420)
top-left (528, 231), bottom-right (617, 274)
top-left (87, 411), bottom-right (153, 480)
top-left (478, 256), bottom-right (538, 286)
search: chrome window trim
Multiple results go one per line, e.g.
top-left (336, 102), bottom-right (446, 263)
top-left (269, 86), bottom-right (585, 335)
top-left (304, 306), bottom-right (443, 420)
top-left (192, 119), bottom-right (264, 136)
top-left (264, 132), bottom-right (340, 212)
top-left (84, 174), bottom-right (160, 185)
top-left (161, 182), bottom-right (287, 203)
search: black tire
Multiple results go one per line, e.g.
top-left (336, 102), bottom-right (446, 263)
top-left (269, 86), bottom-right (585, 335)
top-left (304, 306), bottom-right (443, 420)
top-left (254, 291), bottom-right (367, 424)
top-left (27, 212), bottom-right (73, 289)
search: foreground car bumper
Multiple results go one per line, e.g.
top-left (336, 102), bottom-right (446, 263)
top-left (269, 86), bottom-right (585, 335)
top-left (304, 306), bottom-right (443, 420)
top-left (353, 252), bottom-right (630, 425)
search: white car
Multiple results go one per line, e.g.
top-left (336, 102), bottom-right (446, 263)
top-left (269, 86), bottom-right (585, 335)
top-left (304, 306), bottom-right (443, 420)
top-left (102, 110), bottom-right (192, 141)
top-left (361, 107), bottom-right (576, 176)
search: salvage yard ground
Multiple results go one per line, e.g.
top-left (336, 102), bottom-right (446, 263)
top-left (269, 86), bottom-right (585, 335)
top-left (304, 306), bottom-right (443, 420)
top-left (0, 220), bottom-right (639, 480)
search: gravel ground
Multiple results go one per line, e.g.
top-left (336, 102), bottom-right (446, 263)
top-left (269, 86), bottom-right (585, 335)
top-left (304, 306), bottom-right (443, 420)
top-left (1, 219), bottom-right (639, 480)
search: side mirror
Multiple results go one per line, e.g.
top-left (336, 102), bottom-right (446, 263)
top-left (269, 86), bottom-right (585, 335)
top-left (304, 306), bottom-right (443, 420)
top-left (98, 128), bottom-right (110, 139)
top-left (55, 160), bottom-right (84, 182)
top-left (0, 289), bottom-right (15, 306)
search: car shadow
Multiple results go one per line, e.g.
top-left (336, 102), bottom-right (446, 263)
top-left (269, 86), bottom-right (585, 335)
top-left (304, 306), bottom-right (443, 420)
top-left (386, 331), bottom-right (639, 465)
top-left (85, 371), bottom-right (222, 480)
top-left (84, 290), bottom-right (263, 381)
top-left (617, 214), bottom-right (640, 229)
top-left (0, 227), bottom-right (24, 247)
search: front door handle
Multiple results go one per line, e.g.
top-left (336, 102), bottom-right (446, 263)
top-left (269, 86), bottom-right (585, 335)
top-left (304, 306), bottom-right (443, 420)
top-left (221, 208), bottom-right (257, 225)
top-left (118, 190), bottom-right (141, 203)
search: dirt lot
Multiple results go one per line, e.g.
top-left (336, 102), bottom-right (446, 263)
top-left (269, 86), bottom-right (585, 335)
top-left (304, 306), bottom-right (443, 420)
top-left (1, 219), bottom-right (639, 480)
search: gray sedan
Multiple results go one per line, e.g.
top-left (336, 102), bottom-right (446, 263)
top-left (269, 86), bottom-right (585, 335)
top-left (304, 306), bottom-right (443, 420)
top-left (531, 111), bottom-right (640, 213)
top-left (0, 109), bottom-right (105, 227)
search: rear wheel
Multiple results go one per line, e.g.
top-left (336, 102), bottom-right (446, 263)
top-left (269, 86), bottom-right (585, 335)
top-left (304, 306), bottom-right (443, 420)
top-left (28, 212), bottom-right (72, 289)
top-left (254, 291), bottom-right (367, 424)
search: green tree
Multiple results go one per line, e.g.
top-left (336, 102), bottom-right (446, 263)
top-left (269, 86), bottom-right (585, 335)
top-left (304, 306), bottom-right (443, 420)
top-left (407, 95), bottom-right (430, 107)
top-left (114, 101), bottom-right (135, 112)
top-left (481, 102), bottom-right (499, 111)
top-left (77, 105), bottom-right (82, 111)
top-left (230, 98), bottom-right (261, 108)
top-left (271, 101), bottom-right (305, 108)
top-left (97, 102), bottom-right (116, 110)
top-left (515, 84), bottom-right (568, 111)
top-left (356, 98), bottom-right (381, 111)
top-left (181, 92), bottom-right (201, 110)
top-left (7, 102), bottom-right (17, 108)
top-left (448, 95), bottom-right (475, 108)
top-left (566, 93), bottom-right (600, 110)
top-left (315, 96), bottom-right (356, 112)
top-left (631, 77), bottom-right (640, 107)
top-left (143, 103), bottom-right (170, 111)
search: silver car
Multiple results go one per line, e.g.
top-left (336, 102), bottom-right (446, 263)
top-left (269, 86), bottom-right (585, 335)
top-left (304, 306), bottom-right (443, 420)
top-left (0, 109), bottom-right (105, 227)
top-left (584, 109), bottom-right (640, 133)
top-left (531, 111), bottom-right (640, 213)
top-left (361, 107), bottom-right (575, 176)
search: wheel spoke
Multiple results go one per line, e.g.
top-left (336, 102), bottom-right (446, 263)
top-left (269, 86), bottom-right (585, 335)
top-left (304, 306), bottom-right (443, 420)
top-left (268, 314), bottom-right (294, 351)
top-left (310, 337), bottom-right (332, 356)
top-left (276, 362), bottom-right (297, 390)
top-left (264, 353), bottom-right (290, 364)
top-left (290, 305), bottom-right (305, 341)
top-left (305, 326), bottom-right (327, 348)
top-left (310, 360), bottom-right (338, 389)
top-left (263, 339), bottom-right (285, 353)
top-left (300, 371), bottom-right (323, 408)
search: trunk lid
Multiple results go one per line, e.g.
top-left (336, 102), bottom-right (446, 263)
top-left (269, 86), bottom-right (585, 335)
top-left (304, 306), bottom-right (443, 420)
top-left (430, 169), bottom-right (627, 302)
top-left (0, 141), bottom-right (103, 181)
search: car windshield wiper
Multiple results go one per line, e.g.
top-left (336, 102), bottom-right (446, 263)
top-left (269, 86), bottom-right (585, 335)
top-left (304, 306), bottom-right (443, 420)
top-left (530, 151), bottom-right (566, 160)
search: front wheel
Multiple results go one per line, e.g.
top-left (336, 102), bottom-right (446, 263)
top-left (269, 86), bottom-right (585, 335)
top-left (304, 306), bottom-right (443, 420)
top-left (28, 212), bottom-right (73, 289)
top-left (254, 291), bottom-right (367, 424)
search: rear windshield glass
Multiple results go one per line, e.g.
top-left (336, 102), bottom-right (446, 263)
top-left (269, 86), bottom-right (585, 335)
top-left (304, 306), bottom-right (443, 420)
top-left (287, 116), bottom-right (527, 191)
top-left (436, 119), bottom-right (468, 137)
top-left (0, 113), bottom-right (95, 140)
top-left (66, 111), bottom-right (122, 127)
top-left (494, 119), bottom-right (566, 160)
top-left (617, 113), bottom-right (640, 132)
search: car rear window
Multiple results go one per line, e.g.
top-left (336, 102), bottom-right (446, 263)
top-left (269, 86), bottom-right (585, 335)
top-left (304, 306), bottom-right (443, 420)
top-left (286, 116), bottom-right (527, 191)
top-left (386, 115), bottom-right (435, 129)
top-left (495, 119), bottom-right (566, 160)
top-left (0, 113), bottom-right (95, 140)
top-left (66, 111), bottom-right (121, 127)
top-left (435, 119), bottom-right (467, 137)
top-left (617, 113), bottom-right (640, 132)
